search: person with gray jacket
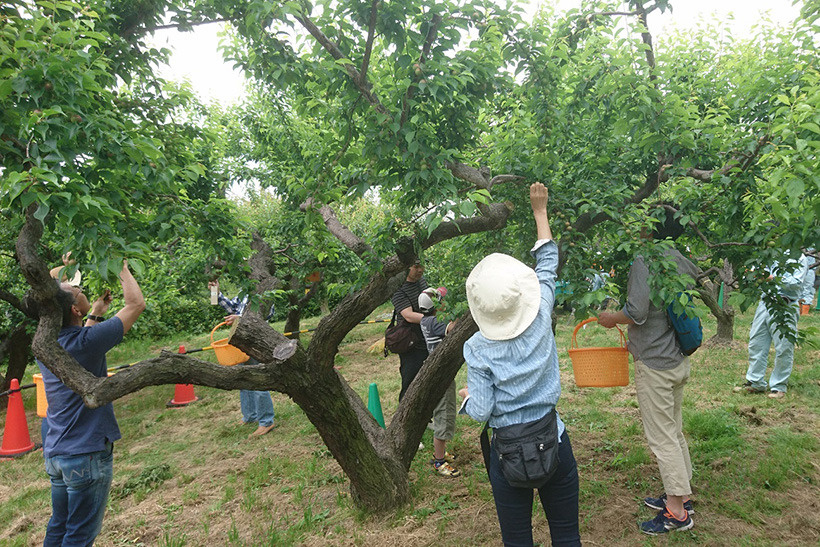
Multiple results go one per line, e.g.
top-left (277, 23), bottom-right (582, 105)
top-left (598, 211), bottom-right (699, 535)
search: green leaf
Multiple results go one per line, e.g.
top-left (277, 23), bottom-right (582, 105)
top-left (33, 202), bottom-right (50, 224)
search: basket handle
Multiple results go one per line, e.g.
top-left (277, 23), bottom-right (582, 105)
top-left (571, 317), bottom-right (627, 349)
top-left (210, 321), bottom-right (230, 347)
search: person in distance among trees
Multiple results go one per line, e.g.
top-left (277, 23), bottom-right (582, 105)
top-left (210, 279), bottom-right (277, 437)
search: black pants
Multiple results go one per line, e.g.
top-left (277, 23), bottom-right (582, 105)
top-left (489, 430), bottom-right (581, 546)
top-left (398, 345), bottom-right (429, 401)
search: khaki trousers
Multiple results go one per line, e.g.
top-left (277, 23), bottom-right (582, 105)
top-left (634, 358), bottom-right (693, 496)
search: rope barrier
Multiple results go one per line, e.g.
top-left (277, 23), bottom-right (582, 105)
top-left (0, 383), bottom-right (35, 398)
top-left (282, 318), bottom-right (390, 337)
top-left (1, 318), bottom-right (393, 396)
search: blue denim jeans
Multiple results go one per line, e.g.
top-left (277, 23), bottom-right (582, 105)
top-left (489, 431), bottom-right (581, 547)
top-left (239, 358), bottom-right (275, 427)
top-left (44, 443), bottom-right (114, 547)
top-left (240, 390), bottom-right (275, 427)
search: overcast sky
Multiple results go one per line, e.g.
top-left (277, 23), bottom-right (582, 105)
top-left (148, 0), bottom-right (802, 106)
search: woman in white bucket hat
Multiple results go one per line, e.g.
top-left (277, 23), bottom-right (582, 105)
top-left (460, 183), bottom-right (580, 547)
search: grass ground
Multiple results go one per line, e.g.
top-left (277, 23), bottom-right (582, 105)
top-left (1, 305), bottom-right (818, 546)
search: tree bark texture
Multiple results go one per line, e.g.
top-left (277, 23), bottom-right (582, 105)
top-left (19, 187), bottom-right (505, 511)
top-left (1, 325), bottom-right (33, 394)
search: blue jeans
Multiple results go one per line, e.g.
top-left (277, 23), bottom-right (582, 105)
top-left (239, 358), bottom-right (275, 427)
top-left (489, 431), bottom-right (581, 547)
top-left (240, 390), bottom-right (275, 426)
top-left (44, 443), bottom-right (114, 547)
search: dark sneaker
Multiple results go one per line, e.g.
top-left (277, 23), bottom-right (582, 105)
top-left (733, 381), bottom-right (765, 394)
top-left (640, 509), bottom-right (693, 535)
top-left (644, 493), bottom-right (694, 514)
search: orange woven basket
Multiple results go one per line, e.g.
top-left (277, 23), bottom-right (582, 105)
top-left (210, 321), bottom-right (249, 366)
top-left (568, 317), bottom-right (629, 387)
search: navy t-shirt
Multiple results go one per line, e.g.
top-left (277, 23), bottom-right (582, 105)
top-left (38, 317), bottom-right (124, 457)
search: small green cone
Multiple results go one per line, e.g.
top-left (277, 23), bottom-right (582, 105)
top-left (368, 383), bottom-right (385, 428)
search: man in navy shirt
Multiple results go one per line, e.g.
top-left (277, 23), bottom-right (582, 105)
top-left (38, 259), bottom-right (145, 546)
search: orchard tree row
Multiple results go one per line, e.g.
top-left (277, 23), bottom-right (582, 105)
top-left (1, 0), bottom-right (818, 511)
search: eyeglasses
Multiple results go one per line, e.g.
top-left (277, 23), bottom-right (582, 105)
top-left (71, 286), bottom-right (84, 302)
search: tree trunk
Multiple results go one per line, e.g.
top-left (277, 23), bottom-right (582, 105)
top-left (232, 314), bottom-right (413, 511)
top-left (19, 194), bottom-right (507, 513)
top-left (284, 279), bottom-right (302, 340)
top-left (1, 326), bottom-right (33, 394)
top-left (698, 285), bottom-right (735, 343)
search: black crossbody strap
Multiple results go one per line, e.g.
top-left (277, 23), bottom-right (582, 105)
top-left (479, 421), bottom-right (491, 480)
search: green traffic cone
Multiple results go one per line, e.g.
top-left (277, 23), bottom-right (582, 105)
top-left (368, 383), bottom-right (385, 428)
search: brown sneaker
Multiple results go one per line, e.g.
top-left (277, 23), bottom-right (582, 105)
top-left (249, 423), bottom-right (276, 437)
top-left (767, 390), bottom-right (785, 399)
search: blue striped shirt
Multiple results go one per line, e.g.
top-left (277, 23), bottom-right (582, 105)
top-left (463, 240), bottom-right (565, 437)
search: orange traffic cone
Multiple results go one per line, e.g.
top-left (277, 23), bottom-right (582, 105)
top-left (166, 345), bottom-right (199, 407)
top-left (0, 379), bottom-right (40, 458)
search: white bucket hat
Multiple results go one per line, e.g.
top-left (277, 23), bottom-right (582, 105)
top-left (466, 253), bottom-right (540, 341)
top-left (66, 270), bottom-right (82, 287)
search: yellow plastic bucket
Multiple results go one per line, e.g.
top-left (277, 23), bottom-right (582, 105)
top-left (32, 373), bottom-right (48, 417)
top-left (210, 322), bottom-right (249, 366)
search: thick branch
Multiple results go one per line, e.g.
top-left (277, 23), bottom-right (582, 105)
top-left (296, 13), bottom-right (389, 116)
top-left (0, 289), bottom-right (36, 319)
top-left (681, 134), bottom-right (769, 182)
top-left (634, 2), bottom-right (656, 76)
top-left (80, 349), bottom-right (299, 409)
top-left (300, 199), bottom-right (373, 257)
top-left (16, 205), bottom-right (101, 397)
top-left (305, 257), bottom-right (406, 369)
top-left (445, 161), bottom-right (491, 188)
top-left (659, 204), bottom-right (752, 249)
top-left (400, 14), bottom-right (442, 127)
top-left (360, 0), bottom-right (380, 78)
top-left (389, 313), bottom-right (477, 465)
top-left (249, 231), bottom-right (282, 295)
top-left (574, 167), bottom-right (663, 233)
top-left (422, 202), bottom-right (514, 249)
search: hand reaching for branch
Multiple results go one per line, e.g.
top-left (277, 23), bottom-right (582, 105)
top-left (529, 182), bottom-right (552, 241)
top-left (90, 289), bottom-right (112, 316)
top-left (530, 182), bottom-right (548, 212)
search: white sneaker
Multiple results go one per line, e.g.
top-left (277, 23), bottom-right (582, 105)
top-left (418, 442), bottom-right (425, 450)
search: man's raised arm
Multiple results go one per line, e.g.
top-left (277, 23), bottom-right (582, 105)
top-left (114, 260), bottom-right (146, 334)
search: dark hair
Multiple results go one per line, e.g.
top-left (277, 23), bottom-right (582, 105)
top-left (22, 280), bottom-right (76, 326)
top-left (650, 205), bottom-right (685, 241)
